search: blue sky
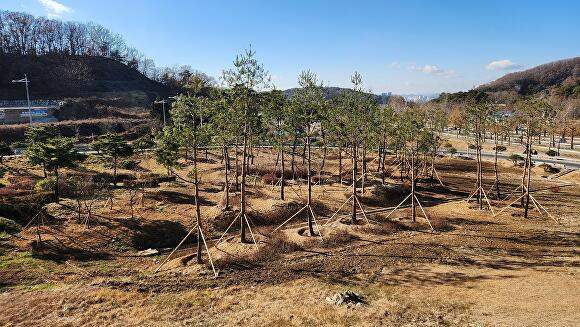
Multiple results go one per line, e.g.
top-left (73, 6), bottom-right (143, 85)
top-left (2, 0), bottom-right (580, 94)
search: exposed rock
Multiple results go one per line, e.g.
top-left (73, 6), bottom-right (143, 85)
top-left (326, 290), bottom-right (366, 306)
top-left (135, 248), bottom-right (159, 256)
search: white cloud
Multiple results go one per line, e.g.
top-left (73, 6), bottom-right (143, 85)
top-left (38, 0), bottom-right (73, 16)
top-left (410, 64), bottom-right (443, 74)
top-left (485, 59), bottom-right (522, 71)
top-left (407, 64), bottom-right (460, 79)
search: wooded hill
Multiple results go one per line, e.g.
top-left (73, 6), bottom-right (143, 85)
top-left (479, 57), bottom-right (579, 95)
top-left (0, 54), bottom-right (169, 101)
top-left (438, 57), bottom-right (580, 104)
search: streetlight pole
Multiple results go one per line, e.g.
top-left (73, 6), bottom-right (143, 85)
top-left (155, 96), bottom-right (178, 127)
top-left (11, 74), bottom-right (32, 126)
top-left (162, 100), bottom-right (166, 126)
top-left (154, 99), bottom-right (168, 126)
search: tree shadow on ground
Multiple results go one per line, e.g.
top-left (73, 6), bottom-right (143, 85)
top-left (130, 219), bottom-right (190, 250)
top-left (207, 217), bottom-right (579, 290)
top-left (31, 239), bottom-right (112, 263)
top-left (148, 190), bottom-right (215, 206)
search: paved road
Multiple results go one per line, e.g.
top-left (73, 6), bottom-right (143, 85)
top-left (452, 150), bottom-right (580, 169)
top-left (441, 132), bottom-right (579, 156)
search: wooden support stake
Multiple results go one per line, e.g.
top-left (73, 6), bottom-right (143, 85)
top-left (155, 224), bottom-right (198, 273)
top-left (198, 226), bottom-right (218, 277)
top-left (243, 214), bottom-right (259, 250)
top-left (433, 166), bottom-right (444, 186)
top-left (385, 193), bottom-right (412, 220)
top-left (494, 194), bottom-right (525, 217)
top-left (501, 184), bottom-right (522, 202)
top-left (308, 206), bottom-right (324, 241)
top-left (529, 194), bottom-right (559, 224)
top-left (355, 196), bottom-right (370, 224)
top-left (481, 187), bottom-right (495, 216)
top-left (215, 212), bottom-right (241, 246)
top-left (465, 188), bottom-right (478, 203)
top-left (324, 195), bottom-right (354, 226)
top-left (272, 205), bottom-right (307, 233)
top-left (414, 194), bottom-right (434, 232)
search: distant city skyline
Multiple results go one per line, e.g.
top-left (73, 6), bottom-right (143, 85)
top-left (2, 0), bottom-right (579, 94)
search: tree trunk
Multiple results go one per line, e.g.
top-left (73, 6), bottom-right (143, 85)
top-left (478, 131), bottom-right (483, 210)
top-left (234, 141), bottom-right (240, 192)
top-left (193, 145), bottom-right (203, 263)
top-left (291, 134), bottom-right (298, 180)
top-left (250, 141), bottom-right (254, 165)
top-left (113, 155), bottom-right (118, 187)
top-left (77, 200), bottom-right (82, 222)
top-left (524, 134), bottom-right (532, 218)
top-left (223, 146), bottom-right (230, 209)
top-left (280, 145), bottom-right (285, 200)
top-left (361, 141), bottom-right (366, 195)
top-left (306, 133), bottom-right (315, 235)
top-left (351, 143), bottom-right (357, 224)
top-left (240, 122), bottom-right (248, 243)
top-left (381, 137), bottom-right (387, 185)
top-left (319, 144), bottom-right (327, 186)
top-left (54, 167), bottom-right (60, 202)
top-left (399, 150), bottom-right (404, 182)
top-left (494, 130), bottom-right (501, 199)
top-left (338, 144), bottom-right (343, 185)
top-left (376, 145), bottom-right (382, 173)
top-left (430, 152), bottom-right (435, 184)
top-left (274, 149), bottom-right (280, 171)
top-left (411, 146), bottom-right (416, 222)
top-left (520, 142), bottom-right (528, 208)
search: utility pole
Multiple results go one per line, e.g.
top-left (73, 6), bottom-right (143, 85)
top-left (11, 74), bottom-right (32, 126)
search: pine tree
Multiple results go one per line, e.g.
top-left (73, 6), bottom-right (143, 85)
top-left (25, 135), bottom-right (85, 202)
top-left (222, 47), bottom-right (270, 242)
top-left (94, 133), bottom-right (134, 187)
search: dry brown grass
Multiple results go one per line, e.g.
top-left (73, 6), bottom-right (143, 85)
top-left (1, 151), bottom-right (578, 326)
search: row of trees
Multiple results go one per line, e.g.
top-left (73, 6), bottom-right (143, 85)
top-left (447, 90), bottom-right (570, 218)
top-left (150, 47), bottom-right (450, 252)
top-left (0, 10), bottom-right (133, 58)
top-left (0, 9), bottom-right (176, 85)
top-left (15, 47), bottom-right (568, 266)
top-left (446, 92), bottom-right (579, 152)
top-left (22, 125), bottom-right (135, 203)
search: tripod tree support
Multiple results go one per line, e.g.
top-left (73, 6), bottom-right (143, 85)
top-left (384, 193), bottom-right (435, 232)
top-left (494, 186), bottom-right (559, 224)
top-left (324, 193), bottom-right (371, 227)
top-left (155, 224), bottom-right (217, 277)
top-left (215, 212), bottom-right (259, 249)
top-left (464, 185), bottom-right (495, 215)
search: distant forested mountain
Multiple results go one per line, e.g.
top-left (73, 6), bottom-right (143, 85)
top-left (437, 57), bottom-right (579, 104)
top-left (283, 86), bottom-right (392, 104)
top-left (479, 57), bottom-right (579, 95)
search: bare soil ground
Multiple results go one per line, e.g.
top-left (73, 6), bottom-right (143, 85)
top-left (0, 148), bottom-right (578, 326)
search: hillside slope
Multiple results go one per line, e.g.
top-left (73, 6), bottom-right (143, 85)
top-left (478, 57), bottom-right (580, 95)
top-left (0, 55), bottom-right (169, 100)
